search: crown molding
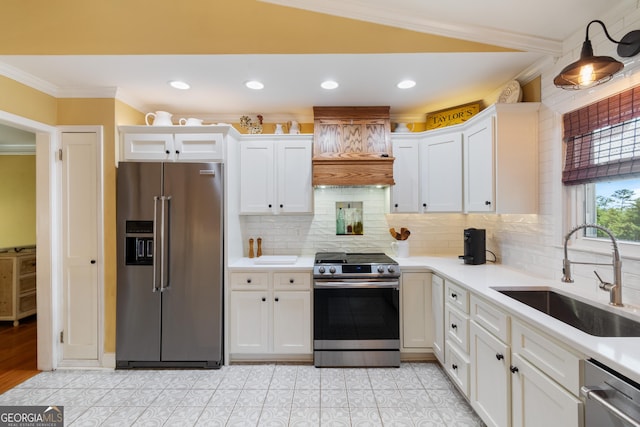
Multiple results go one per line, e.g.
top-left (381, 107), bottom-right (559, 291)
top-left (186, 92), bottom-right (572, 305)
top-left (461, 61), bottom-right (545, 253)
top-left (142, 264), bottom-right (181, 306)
top-left (0, 62), bottom-right (59, 97)
top-left (259, 0), bottom-right (563, 56)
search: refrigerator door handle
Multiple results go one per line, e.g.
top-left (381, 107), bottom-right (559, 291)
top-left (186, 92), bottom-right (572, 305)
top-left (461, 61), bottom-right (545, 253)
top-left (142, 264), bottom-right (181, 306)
top-left (152, 196), bottom-right (160, 292)
top-left (159, 195), bottom-right (172, 292)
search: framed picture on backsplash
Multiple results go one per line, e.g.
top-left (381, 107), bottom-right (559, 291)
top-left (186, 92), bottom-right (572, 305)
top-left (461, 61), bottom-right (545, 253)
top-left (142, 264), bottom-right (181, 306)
top-left (335, 202), bottom-right (363, 235)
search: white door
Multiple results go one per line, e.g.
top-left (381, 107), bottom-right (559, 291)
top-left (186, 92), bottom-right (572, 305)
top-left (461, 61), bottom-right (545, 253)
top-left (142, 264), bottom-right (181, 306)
top-left (391, 139), bottom-right (420, 212)
top-left (422, 133), bottom-right (463, 212)
top-left (401, 272), bottom-right (433, 349)
top-left (230, 291), bottom-right (270, 353)
top-left (511, 353), bottom-right (583, 427)
top-left (464, 117), bottom-right (495, 212)
top-left (240, 140), bottom-right (275, 214)
top-left (277, 139), bottom-right (313, 213)
top-left (61, 132), bottom-right (100, 360)
top-left (470, 320), bottom-right (511, 427)
top-left (272, 291), bottom-right (311, 353)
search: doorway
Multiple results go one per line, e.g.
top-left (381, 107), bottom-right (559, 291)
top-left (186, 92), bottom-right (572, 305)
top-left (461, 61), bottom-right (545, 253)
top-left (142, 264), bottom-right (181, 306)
top-left (0, 110), bottom-right (58, 372)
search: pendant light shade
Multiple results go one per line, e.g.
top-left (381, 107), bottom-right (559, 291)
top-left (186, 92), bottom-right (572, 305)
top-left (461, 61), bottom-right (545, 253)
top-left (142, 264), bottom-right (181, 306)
top-left (554, 20), bottom-right (640, 90)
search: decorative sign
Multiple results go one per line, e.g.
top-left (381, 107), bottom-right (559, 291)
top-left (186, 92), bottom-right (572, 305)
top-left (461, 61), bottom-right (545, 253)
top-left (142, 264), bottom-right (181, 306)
top-left (425, 101), bottom-right (482, 130)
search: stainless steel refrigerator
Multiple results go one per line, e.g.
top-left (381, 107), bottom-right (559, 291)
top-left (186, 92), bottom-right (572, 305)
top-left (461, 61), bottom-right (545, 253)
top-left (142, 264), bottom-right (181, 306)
top-left (116, 162), bottom-right (223, 368)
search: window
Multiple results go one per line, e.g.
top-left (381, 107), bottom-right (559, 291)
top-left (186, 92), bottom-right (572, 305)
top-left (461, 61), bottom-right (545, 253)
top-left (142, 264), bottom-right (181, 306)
top-left (584, 177), bottom-right (640, 242)
top-left (563, 86), bottom-right (640, 245)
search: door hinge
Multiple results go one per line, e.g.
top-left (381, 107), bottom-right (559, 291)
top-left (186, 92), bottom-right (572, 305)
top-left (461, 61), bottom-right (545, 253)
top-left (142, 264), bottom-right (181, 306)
top-left (58, 149), bottom-right (63, 161)
top-left (60, 331), bottom-right (64, 343)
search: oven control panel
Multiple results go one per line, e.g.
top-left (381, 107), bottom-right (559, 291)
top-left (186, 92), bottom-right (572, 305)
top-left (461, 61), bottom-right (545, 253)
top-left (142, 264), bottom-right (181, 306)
top-left (313, 264), bottom-right (399, 278)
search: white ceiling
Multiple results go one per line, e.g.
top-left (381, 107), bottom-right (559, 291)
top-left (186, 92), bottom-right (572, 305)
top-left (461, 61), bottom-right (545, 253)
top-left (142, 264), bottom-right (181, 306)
top-left (0, 0), bottom-right (632, 144)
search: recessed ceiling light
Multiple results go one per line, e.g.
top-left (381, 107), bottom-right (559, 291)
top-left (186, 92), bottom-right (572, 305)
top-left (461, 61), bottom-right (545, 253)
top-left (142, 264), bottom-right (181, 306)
top-left (245, 80), bottom-right (264, 90)
top-left (321, 80), bottom-right (339, 90)
top-left (168, 80), bottom-right (190, 90)
top-left (397, 80), bottom-right (416, 89)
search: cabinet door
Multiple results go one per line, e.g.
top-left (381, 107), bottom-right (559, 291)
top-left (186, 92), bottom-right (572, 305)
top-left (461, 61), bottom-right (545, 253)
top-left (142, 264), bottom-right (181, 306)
top-left (124, 133), bottom-right (174, 161)
top-left (230, 291), bottom-right (269, 353)
top-left (431, 274), bottom-right (444, 363)
top-left (272, 291), bottom-right (311, 353)
top-left (470, 320), bottom-right (510, 427)
top-left (401, 272), bottom-right (433, 349)
top-left (277, 140), bottom-right (313, 213)
top-left (240, 140), bottom-right (275, 214)
top-left (391, 138), bottom-right (420, 213)
top-left (464, 117), bottom-right (494, 212)
top-left (511, 353), bottom-right (583, 427)
top-left (421, 132), bottom-right (463, 212)
top-left (173, 133), bottom-right (223, 161)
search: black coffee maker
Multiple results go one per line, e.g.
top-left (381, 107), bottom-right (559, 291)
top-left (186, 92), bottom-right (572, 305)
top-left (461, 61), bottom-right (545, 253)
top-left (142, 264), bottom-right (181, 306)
top-left (459, 228), bottom-right (486, 265)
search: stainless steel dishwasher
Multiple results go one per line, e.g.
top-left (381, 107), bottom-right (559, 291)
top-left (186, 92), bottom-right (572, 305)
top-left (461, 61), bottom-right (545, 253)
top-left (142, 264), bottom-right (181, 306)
top-left (582, 359), bottom-right (640, 427)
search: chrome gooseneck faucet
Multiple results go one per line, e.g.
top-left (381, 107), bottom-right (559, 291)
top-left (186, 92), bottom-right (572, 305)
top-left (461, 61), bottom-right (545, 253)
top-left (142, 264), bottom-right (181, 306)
top-left (562, 223), bottom-right (623, 306)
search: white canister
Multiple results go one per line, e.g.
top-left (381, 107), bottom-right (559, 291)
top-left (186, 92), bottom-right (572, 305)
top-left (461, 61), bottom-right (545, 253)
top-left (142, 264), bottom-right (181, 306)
top-left (391, 240), bottom-right (409, 258)
top-left (145, 111), bottom-right (173, 126)
top-left (274, 123), bottom-right (285, 134)
top-left (179, 117), bottom-right (204, 126)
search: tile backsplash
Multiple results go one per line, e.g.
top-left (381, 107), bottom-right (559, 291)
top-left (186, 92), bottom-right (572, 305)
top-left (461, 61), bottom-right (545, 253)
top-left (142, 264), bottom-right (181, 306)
top-left (240, 187), bottom-right (468, 257)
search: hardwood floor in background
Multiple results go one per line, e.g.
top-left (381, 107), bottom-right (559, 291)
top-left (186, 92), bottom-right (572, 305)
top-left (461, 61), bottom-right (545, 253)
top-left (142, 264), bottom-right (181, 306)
top-left (0, 315), bottom-right (39, 394)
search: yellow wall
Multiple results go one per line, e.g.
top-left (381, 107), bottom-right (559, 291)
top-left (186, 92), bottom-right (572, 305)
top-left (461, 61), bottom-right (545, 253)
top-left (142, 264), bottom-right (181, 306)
top-left (0, 0), bottom-right (513, 55)
top-left (0, 76), bottom-right (57, 125)
top-left (0, 155), bottom-right (36, 248)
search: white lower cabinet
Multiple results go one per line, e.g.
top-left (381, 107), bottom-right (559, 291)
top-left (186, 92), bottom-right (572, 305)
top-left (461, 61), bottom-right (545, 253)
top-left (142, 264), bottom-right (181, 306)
top-left (470, 319), bottom-right (511, 427)
top-left (511, 353), bottom-right (583, 427)
top-left (431, 274), bottom-right (445, 363)
top-left (229, 270), bottom-right (311, 357)
top-left (401, 272), bottom-right (433, 351)
top-left (229, 291), bottom-right (270, 353)
top-left (438, 288), bottom-right (585, 427)
top-left (444, 279), bottom-right (471, 397)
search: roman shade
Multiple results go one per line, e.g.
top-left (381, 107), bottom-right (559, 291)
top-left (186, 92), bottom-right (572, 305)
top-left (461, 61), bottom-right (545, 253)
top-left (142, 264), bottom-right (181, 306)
top-left (563, 85), bottom-right (640, 184)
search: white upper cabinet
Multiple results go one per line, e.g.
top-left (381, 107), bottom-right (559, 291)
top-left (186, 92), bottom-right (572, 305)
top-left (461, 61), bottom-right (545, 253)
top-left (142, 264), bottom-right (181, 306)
top-left (463, 104), bottom-right (539, 214)
top-left (120, 125), bottom-right (227, 162)
top-left (421, 132), bottom-right (463, 212)
top-left (391, 130), bottom-right (462, 213)
top-left (390, 103), bottom-right (539, 214)
top-left (391, 137), bottom-right (420, 213)
top-left (240, 136), bottom-right (313, 215)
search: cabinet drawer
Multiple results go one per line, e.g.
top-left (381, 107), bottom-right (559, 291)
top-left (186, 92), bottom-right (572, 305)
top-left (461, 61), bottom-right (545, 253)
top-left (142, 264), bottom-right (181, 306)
top-left (19, 292), bottom-right (36, 314)
top-left (19, 275), bottom-right (36, 294)
top-left (512, 319), bottom-right (582, 396)
top-left (445, 304), bottom-right (469, 352)
top-left (19, 257), bottom-right (36, 275)
top-left (470, 294), bottom-right (510, 343)
top-left (273, 272), bottom-right (311, 290)
top-left (230, 272), bottom-right (269, 290)
top-left (445, 340), bottom-right (470, 397)
top-left (445, 280), bottom-right (469, 313)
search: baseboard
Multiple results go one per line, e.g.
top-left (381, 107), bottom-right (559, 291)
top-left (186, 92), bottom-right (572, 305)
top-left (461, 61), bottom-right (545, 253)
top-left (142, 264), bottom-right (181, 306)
top-left (102, 352), bottom-right (115, 369)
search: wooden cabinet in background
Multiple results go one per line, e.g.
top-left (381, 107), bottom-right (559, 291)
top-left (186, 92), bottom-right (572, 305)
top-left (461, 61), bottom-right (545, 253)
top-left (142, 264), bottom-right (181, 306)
top-left (0, 252), bottom-right (37, 326)
top-left (312, 106), bottom-right (394, 185)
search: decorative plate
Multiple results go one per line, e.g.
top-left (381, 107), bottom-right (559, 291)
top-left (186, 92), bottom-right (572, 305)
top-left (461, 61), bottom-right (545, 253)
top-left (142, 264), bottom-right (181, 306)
top-left (498, 80), bottom-right (522, 103)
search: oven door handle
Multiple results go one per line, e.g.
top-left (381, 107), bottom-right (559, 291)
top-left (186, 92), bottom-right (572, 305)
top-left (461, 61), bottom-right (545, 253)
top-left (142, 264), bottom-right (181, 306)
top-left (581, 386), bottom-right (640, 427)
top-left (314, 281), bottom-right (399, 289)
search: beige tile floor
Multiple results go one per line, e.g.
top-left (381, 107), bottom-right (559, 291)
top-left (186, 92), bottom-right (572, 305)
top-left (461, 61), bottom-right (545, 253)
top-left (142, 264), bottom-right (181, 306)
top-left (0, 362), bottom-right (485, 426)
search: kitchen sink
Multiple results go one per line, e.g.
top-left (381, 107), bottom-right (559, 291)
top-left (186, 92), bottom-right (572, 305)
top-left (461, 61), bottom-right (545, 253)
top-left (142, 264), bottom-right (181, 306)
top-left (493, 287), bottom-right (640, 337)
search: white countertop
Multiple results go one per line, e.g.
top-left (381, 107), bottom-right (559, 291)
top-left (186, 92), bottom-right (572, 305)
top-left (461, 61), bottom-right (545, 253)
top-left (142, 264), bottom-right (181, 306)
top-left (228, 254), bottom-right (640, 383)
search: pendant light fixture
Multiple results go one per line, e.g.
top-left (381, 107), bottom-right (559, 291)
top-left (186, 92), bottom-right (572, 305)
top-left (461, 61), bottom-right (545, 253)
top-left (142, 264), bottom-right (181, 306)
top-left (554, 20), bottom-right (640, 90)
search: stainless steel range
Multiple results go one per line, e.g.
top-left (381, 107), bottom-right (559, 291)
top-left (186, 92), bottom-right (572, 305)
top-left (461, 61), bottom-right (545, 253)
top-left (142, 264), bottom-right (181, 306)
top-left (313, 252), bottom-right (400, 367)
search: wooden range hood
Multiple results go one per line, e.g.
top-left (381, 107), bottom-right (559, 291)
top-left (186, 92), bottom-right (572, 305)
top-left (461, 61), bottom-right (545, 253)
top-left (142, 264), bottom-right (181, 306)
top-left (312, 106), bottom-right (395, 186)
